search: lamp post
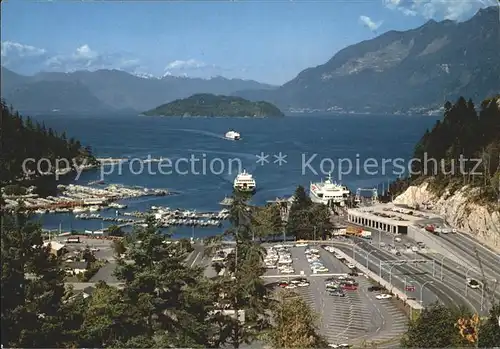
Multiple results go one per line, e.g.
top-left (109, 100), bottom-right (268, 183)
top-left (365, 250), bottom-right (376, 270)
top-left (416, 280), bottom-right (433, 306)
top-left (352, 242), bottom-right (363, 260)
top-left (389, 264), bottom-right (398, 285)
top-left (480, 282), bottom-right (485, 311)
top-left (439, 256), bottom-right (447, 281)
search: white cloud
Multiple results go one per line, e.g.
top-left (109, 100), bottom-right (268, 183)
top-left (45, 44), bottom-right (143, 73)
top-left (163, 59), bottom-right (223, 78)
top-left (1, 41), bottom-right (46, 58)
top-left (1, 41), bottom-right (49, 74)
top-left (74, 44), bottom-right (98, 60)
top-left (359, 15), bottom-right (384, 31)
top-left (383, 0), bottom-right (497, 20)
top-left (165, 59), bottom-right (207, 70)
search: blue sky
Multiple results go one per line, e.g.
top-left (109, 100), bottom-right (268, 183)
top-left (1, 0), bottom-right (496, 84)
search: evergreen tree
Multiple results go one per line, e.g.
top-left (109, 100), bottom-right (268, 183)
top-left (400, 303), bottom-right (472, 348)
top-left (113, 216), bottom-right (215, 347)
top-left (1, 211), bottom-right (69, 347)
top-left (478, 302), bottom-right (500, 347)
top-left (267, 290), bottom-right (328, 348)
top-left (0, 100), bottom-right (96, 187)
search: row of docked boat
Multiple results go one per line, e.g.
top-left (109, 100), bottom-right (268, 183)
top-left (151, 206), bottom-right (230, 220)
top-left (34, 202), bottom-right (128, 215)
top-left (75, 214), bottom-right (134, 224)
top-left (159, 218), bottom-right (223, 228)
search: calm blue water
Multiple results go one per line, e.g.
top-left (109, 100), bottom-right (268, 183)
top-left (32, 113), bottom-right (439, 238)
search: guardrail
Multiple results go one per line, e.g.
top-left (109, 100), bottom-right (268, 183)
top-left (327, 246), bottom-right (424, 317)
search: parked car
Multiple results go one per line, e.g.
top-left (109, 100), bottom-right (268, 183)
top-left (329, 290), bottom-right (346, 297)
top-left (376, 293), bottom-right (392, 300)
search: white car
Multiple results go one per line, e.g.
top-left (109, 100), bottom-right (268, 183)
top-left (376, 294), bottom-right (393, 300)
top-left (466, 278), bottom-right (481, 289)
top-left (298, 281), bottom-right (310, 287)
top-left (347, 263), bottom-right (356, 269)
top-left (334, 253), bottom-right (343, 259)
top-left (295, 243), bottom-right (308, 247)
top-left (265, 264), bottom-right (277, 269)
top-left (281, 268), bottom-right (295, 274)
top-left (314, 266), bottom-right (329, 273)
top-left (285, 284), bottom-right (297, 289)
top-left (411, 246), bottom-right (419, 252)
top-left (394, 237), bottom-right (402, 242)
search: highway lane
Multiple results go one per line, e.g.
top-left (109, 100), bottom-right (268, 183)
top-left (348, 227), bottom-right (498, 313)
top-left (332, 240), bottom-right (486, 315)
top-left (439, 233), bottom-right (500, 281)
top-left (415, 251), bottom-right (500, 310)
top-left (343, 242), bottom-right (440, 306)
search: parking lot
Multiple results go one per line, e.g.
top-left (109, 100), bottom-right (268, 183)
top-left (263, 243), bottom-right (409, 345)
top-left (53, 235), bottom-right (116, 261)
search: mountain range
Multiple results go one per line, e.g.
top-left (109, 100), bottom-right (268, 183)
top-left (0, 67), bottom-right (276, 114)
top-left (1, 6), bottom-right (498, 115)
top-left (235, 6), bottom-right (500, 114)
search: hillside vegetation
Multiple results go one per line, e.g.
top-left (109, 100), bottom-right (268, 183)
top-left (0, 100), bottom-right (96, 190)
top-left (390, 95), bottom-right (500, 203)
top-left (144, 93), bottom-right (284, 117)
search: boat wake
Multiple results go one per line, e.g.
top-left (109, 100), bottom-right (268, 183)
top-left (169, 128), bottom-right (227, 140)
top-left (183, 148), bottom-right (256, 161)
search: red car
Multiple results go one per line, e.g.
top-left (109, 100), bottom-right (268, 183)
top-left (341, 284), bottom-right (358, 291)
top-left (278, 281), bottom-right (289, 288)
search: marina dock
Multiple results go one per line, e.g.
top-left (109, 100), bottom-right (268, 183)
top-left (2, 183), bottom-right (169, 213)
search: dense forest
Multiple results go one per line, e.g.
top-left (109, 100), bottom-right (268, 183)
top-left (144, 93), bottom-right (285, 117)
top-left (388, 96), bottom-right (500, 202)
top-left (0, 100), bottom-right (97, 191)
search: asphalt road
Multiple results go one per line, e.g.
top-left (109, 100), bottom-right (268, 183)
top-left (334, 239), bottom-right (490, 316)
top-left (439, 232), bottom-right (500, 281)
top-left (185, 243), bottom-right (219, 278)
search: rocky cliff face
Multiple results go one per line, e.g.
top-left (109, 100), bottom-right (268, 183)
top-left (394, 182), bottom-right (500, 251)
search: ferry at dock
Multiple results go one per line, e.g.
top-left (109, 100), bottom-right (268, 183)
top-left (233, 170), bottom-right (256, 193)
top-left (309, 173), bottom-right (350, 207)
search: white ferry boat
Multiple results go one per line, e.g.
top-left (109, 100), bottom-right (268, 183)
top-left (233, 170), bottom-right (256, 193)
top-left (225, 130), bottom-right (241, 140)
top-left (309, 173), bottom-right (350, 207)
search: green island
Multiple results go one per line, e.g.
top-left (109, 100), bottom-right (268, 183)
top-left (143, 93), bottom-right (285, 117)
